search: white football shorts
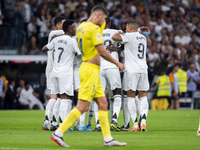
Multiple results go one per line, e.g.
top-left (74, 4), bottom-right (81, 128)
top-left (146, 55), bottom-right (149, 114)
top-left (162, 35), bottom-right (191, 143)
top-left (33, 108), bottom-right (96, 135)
top-left (123, 72), bottom-right (149, 91)
top-left (100, 68), bottom-right (121, 91)
top-left (52, 76), bottom-right (74, 96)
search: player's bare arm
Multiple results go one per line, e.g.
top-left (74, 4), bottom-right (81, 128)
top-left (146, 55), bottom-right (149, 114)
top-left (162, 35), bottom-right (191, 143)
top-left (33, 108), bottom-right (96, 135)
top-left (139, 26), bottom-right (150, 32)
top-left (42, 46), bottom-right (49, 52)
top-left (106, 44), bottom-right (124, 52)
top-left (112, 32), bottom-right (123, 41)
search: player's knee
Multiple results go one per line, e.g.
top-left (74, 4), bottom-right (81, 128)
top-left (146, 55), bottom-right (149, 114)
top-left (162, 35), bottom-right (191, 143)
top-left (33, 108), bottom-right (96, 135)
top-left (98, 99), bottom-right (108, 111)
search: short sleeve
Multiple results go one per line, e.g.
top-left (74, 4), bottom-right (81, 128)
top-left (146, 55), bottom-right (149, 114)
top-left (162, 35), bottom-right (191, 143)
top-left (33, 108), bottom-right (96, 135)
top-left (46, 39), bottom-right (55, 51)
top-left (91, 27), bottom-right (103, 46)
top-left (120, 33), bottom-right (129, 44)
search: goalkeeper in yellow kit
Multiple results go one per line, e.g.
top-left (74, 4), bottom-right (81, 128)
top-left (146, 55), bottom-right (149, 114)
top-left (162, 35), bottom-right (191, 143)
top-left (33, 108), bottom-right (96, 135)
top-left (50, 5), bottom-right (127, 147)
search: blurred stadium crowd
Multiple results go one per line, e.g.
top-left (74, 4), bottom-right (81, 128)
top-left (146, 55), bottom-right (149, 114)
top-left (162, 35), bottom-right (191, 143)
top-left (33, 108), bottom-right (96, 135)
top-left (0, 0), bottom-right (200, 109)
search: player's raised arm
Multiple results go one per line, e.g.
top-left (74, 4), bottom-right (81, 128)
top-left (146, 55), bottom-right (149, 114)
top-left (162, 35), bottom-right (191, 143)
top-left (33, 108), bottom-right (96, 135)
top-left (112, 31), bottom-right (123, 41)
top-left (96, 44), bottom-right (125, 72)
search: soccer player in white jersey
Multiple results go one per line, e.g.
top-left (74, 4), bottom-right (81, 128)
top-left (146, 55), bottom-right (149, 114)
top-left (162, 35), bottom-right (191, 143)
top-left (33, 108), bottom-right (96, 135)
top-left (42, 16), bottom-right (65, 131)
top-left (112, 20), bottom-right (149, 132)
top-left (42, 20), bottom-right (81, 131)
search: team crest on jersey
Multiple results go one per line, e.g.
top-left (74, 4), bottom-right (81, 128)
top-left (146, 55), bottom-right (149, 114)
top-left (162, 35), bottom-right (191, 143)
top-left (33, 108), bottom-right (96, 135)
top-left (96, 33), bottom-right (101, 40)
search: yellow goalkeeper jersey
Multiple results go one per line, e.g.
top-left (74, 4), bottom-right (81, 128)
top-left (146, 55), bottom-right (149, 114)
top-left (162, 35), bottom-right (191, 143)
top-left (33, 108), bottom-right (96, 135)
top-left (76, 21), bottom-right (105, 61)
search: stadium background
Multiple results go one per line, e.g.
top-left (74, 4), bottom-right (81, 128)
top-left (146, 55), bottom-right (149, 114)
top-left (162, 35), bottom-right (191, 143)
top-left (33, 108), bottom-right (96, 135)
top-left (0, 0), bottom-right (200, 109)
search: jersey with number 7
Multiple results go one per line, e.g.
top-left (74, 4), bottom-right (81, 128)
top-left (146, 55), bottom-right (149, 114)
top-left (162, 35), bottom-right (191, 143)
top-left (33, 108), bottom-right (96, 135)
top-left (46, 35), bottom-right (81, 78)
top-left (120, 32), bottom-right (148, 73)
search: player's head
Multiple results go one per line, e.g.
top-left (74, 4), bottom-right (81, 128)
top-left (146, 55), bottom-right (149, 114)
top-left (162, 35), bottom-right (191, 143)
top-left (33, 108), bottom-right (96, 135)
top-left (105, 17), bottom-right (111, 29)
top-left (90, 5), bottom-right (109, 26)
top-left (126, 20), bottom-right (139, 33)
top-left (54, 16), bottom-right (66, 30)
top-left (110, 20), bottom-right (120, 30)
top-left (62, 19), bottom-right (76, 36)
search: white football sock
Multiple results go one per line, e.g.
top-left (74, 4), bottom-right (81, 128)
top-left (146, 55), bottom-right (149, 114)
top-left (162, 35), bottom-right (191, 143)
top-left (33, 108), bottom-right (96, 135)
top-left (59, 99), bottom-right (71, 126)
top-left (198, 125), bottom-right (200, 131)
top-left (127, 97), bottom-right (137, 125)
top-left (109, 99), bottom-right (114, 121)
top-left (87, 101), bottom-right (94, 125)
top-left (75, 118), bottom-right (80, 127)
top-left (80, 112), bottom-right (86, 126)
top-left (52, 98), bottom-right (61, 126)
top-left (112, 95), bottom-right (121, 122)
top-left (94, 101), bottom-right (100, 127)
top-left (123, 95), bottom-right (130, 127)
top-left (140, 96), bottom-right (148, 123)
top-left (45, 98), bottom-right (56, 124)
top-left (135, 95), bottom-right (141, 117)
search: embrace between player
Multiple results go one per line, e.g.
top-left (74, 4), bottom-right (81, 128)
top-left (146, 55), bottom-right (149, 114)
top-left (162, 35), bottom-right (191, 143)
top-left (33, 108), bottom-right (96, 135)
top-left (42, 5), bottom-right (150, 147)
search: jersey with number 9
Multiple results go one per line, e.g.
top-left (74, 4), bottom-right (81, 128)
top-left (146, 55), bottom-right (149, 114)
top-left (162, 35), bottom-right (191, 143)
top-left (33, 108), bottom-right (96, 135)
top-left (76, 22), bottom-right (104, 61)
top-left (120, 32), bottom-right (148, 73)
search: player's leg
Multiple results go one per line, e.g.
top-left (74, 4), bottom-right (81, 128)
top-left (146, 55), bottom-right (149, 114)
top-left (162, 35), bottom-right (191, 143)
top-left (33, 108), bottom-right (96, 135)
top-left (86, 100), bottom-right (94, 130)
top-left (93, 69), bottom-right (106, 131)
top-left (93, 100), bottom-right (101, 131)
top-left (52, 100), bottom-right (90, 147)
top-left (127, 90), bottom-right (140, 132)
top-left (51, 95), bottom-right (61, 130)
top-left (111, 88), bottom-right (121, 131)
top-left (121, 90), bottom-right (130, 131)
top-left (138, 73), bottom-right (149, 132)
top-left (138, 91), bottom-right (148, 132)
top-left (42, 78), bottom-right (57, 130)
top-left (135, 95), bottom-right (142, 129)
top-left (94, 96), bottom-right (126, 146)
top-left (58, 77), bottom-right (74, 127)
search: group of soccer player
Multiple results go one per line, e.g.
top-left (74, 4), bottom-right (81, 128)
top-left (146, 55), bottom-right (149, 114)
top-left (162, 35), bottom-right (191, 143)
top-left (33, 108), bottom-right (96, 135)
top-left (41, 5), bottom-right (150, 147)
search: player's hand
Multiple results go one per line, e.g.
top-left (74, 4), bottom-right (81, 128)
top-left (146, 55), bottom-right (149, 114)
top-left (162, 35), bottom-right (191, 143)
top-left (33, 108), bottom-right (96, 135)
top-left (140, 26), bottom-right (150, 32)
top-left (117, 62), bottom-right (125, 73)
top-left (118, 31), bottom-right (123, 34)
top-left (50, 35), bottom-right (57, 41)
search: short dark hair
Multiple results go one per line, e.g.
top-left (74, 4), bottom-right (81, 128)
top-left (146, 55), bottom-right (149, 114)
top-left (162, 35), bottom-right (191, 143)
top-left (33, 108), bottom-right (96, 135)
top-left (105, 17), bottom-right (111, 25)
top-left (127, 20), bottom-right (139, 30)
top-left (54, 16), bottom-right (66, 26)
top-left (25, 81), bottom-right (29, 86)
top-left (62, 19), bottom-right (74, 32)
top-left (91, 5), bottom-right (109, 16)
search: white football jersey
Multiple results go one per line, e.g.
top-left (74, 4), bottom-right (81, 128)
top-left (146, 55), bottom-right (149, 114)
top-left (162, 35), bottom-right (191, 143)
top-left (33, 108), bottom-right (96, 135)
top-left (72, 36), bottom-right (82, 69)
top-left (100, 29), bottom-right (119, 70)
top-left (46, 30), bottom-right (64, 75)
top-left (46, 35), bottom-right (81, 78)
top-left (120, 32), bottom-right (148, 73)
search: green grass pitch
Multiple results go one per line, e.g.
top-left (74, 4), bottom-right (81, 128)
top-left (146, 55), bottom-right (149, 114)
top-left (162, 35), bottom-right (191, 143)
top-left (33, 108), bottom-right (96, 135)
top-left (0, 110), bottom-right (200, 150)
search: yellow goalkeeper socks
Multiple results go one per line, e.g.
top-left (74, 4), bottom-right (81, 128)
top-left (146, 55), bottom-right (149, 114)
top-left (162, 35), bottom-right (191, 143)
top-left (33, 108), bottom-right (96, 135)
top-left (57, 108), bottom-right (81, 134)
top-left (98, 111), bottom-right (112, 140)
